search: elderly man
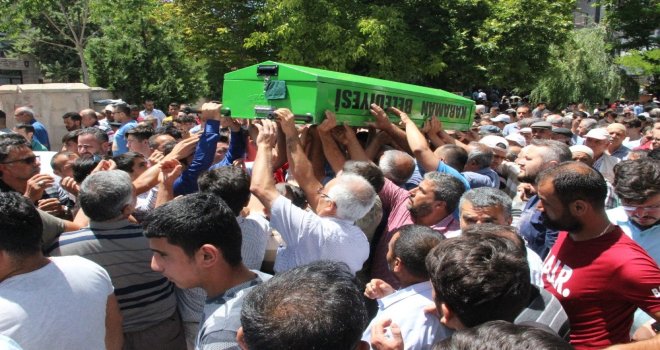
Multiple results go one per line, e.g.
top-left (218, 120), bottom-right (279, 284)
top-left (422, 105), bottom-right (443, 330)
top-left (607, 123), bottom-right (630, 160)
top-left (530, 121), bottom-right (553, 140)
top-left (47, 170), bottom-right (185, 350)
top-left (584, 128), bottom-right (620, 183)
top-left (14, 106), bottom-right (50, 150)
top-left (250, 113), bottom-right (376, 274)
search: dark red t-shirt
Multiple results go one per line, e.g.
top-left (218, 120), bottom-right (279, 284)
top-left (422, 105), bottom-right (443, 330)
top-left (543, 227), bottom-right (660, 349)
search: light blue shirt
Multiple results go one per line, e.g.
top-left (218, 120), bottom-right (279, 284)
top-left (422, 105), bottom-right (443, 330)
top-left (607, 206), bottom-right (660, 264)
top-left (112, 120), bottom-right (138, 156)
top-left (362, 281), bottom-right (452, 349)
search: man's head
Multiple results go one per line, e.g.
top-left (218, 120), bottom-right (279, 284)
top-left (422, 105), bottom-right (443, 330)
top-left (168, 103), bottom-right (180, 117)
top-left (408, 172), bottom-right (466, 223)
top-left (613, 159), bottom-right (660, 229)
top-left (536, 162), bottom-right (607, 232)
top-left (50, 151), bottom-right (79, 178)
top-left (463, 142), bottom-right (493, 172)
top-left (103, 105), bottom-right (114, 122)
top-left (198, 166), bottom-right (251, 216)
top-left (530, 121), bottom-right (553, 140)
top-left (0, 192), bottom-right (43, 278)
top-left (378, 150), bottom-right (415, 186)
top-left (79, 170), bottom-right (135, 222)
top-left (13, 123), bottom-right (36, 142)
top-left (114, 152), bottom-right (149, 180)
top-left (479, 135), bottom-right (508, 169)
top-left (584, 128), bottom-right (611, 159)
top-left (238, 261), bottom-right (368, 350)
top-left (435, 320), bottom-right (572, 350)
top-left (516, 106), bottom-right (531, 121)
top-left (174, 114), bottom-right (197, 135)
top-left (434, 144), bottom-right (468, 172)
top-left (386, 224), bottom-right (444, 283)
top-left (459, 187), bottom-right (512, 228)
top-left (113, 103), bottom-right (132, 123)
top-left (79, 109), bottom-right (99, 128)
top-left (516, 140), bottom-right (572, 183)
top-left (342, 160), bottom-right (385, 193)
top-left (62, 112), bottom-right (82, 131)
top-left (576, 118), bottom-right (597, 137)
top-left (317, 174), bottom-right (377, 222)
top-left (144, 192), bottom-right (243, 289)
top-left (125, 124), bottom-right (155, 157)
top-left (651, 128), bottom-right (660, 150)
top-left (77, 127), bottom-right (110, 156)
top-left (606, 123), bottom-right (626, 150)
top-left (0, 134), bottom-right (40, 182)
top-left (426, 227), bottom-right (530, 329)
top-left (13, 107), bottom-right (35, 124)
top-left (143, 99), bottom-right (155, 113)
top-left (569, 145), bottom-right (594, 166)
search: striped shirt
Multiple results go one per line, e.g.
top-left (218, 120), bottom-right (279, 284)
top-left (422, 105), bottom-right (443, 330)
top-left (46, 219), bottom-right (177, 332)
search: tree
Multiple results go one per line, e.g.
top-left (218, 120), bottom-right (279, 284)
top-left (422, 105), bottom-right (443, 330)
top-left (85, 0), bottom-right (208, 106)
top-left (0, 0), bottom-right (98, 84)
top-left (530, 26), bottom-right (639, 109)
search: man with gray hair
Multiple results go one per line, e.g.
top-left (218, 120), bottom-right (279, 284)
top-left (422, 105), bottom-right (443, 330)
top-left (14, 106), bottom-right (50, 150)
top-left (250, 113), bottom-right (377, 275)
top-left (378, 149), bottom-right (416, 187)
top-left (462, 142), bottom-right (499, 189)
top-left (47, 170), bottom-right (185, 350)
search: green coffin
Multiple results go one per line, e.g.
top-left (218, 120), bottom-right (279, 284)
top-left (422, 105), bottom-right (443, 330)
top-left (221, 61), bottom-right (475, 130)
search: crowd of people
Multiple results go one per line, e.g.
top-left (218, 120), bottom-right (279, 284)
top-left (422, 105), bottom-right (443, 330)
top-left (0, 94), bottom-right (659, 350)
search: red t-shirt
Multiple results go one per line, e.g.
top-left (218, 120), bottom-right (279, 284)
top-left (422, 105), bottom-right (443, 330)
top-left (543, 227), bottom-right (660, 349)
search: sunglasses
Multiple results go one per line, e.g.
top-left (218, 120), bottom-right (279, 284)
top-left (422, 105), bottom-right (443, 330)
top-left (1, 155), bottom-right (40, 165)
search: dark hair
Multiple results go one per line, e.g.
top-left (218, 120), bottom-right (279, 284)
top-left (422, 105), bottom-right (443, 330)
top-left (61, 129), bottom-right (82, 144)
top-left (423, 172), bottom-right (467, 213)
top-left (426, 232), bottom-right (530, 328)
top-left (0, 192), bottom-right (43, 256)
top-left (275, 183), bottom-right (307, 209)
top-left (72, 155), bottom-right (100, 184)
top-left (114, 103), bottom-right (131, 117)
top-left (198, 166), bottom-right (251, 216)
top-left (125, 124), bottom-right (155, 141)
top-left (62, 112), bottom-right (82, 122)
top-left (0, 110), bottom-right (5, 120)
top-left (434, 320), bottom-right (572, 350)
top-left (78, 127), bottom-right (109, 143)
top-left (649, 148), bottom-right (660, 161)
top-left (143, 192), bottom-right (243, 265)
top-left (14, 123), bottom-right (35, 133)
top-left (342, 160), bottom-right (385, 193)
top-left (50, 151), bottom-right (76, 173)
top-left (537, 161), bottom-right (607, 210)
top-left (462, 223), bottom-right (527, 258)
top-left (114, 152), bottom-right (145, 174)
top-left (155, 125), bottom-right (183, 140)
top-left (436, 144), bottom-right (468, 172)
top-left (613, 159), bottom-right (660, 204)
top-left (175, 114), bottom-right (197, 124)
top-left (240, 261), bottom-right (367, 350)
top-left (393, 224), bottom-right (444, 279)
top-left (169, 102), bottom-right (179, 108)
top-left (0, 133), bottom-right (29, 163)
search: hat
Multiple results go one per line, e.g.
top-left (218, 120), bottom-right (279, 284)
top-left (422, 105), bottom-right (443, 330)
top-left (109, 122), bottom-right (122, 128)
top-left (103, 105), bottom-right (114, 112)
top-left (505, 133), bottom-right (526, 147)
top-left (506, 108), bottom-right (516, 113)
top-left (479, 125), bottom-right (502, 135)
top-left (552, 127), bottom-right (573, 137)
top-left (480, 135), bottom-right (509, 151)
top-left (530, 121), bottom-right (552, 130)
top-left (491, 114), bottom-right (511, 123)
top-left (520, 127), bottom-right (532, 134)
top-left (585, 128), bottom-right (611, 141)
top-left (570, 145), bottom-right (594, 158)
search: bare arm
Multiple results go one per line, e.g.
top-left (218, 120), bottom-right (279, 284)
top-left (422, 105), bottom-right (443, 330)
top-left (318, 111), bottom-right (347, 174)
top-left (105, 294), bottom-right (124, 350)
top-left (155, 159), bottom-right (183, 208)
top-left (389, 107), bottom-right (439, 173)
top-left (606, 335), bottom-right (660, 350)
top-left (341, 123), bottom-right (370, 161)
top-left (249, 120), bottom-right (281, 210)
top-left (369, 104), bottom-right (411, 153)
top-left (275, 109), bottom-right (324, 213)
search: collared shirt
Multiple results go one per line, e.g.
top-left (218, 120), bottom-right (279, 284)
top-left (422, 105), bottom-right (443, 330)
top-left (517, 195), bottom-right (558, 260)
top-left (607, 206), bottom-right (660, 264)
top-left (237, 213), bottom-right (271, 270)
top-left (592, 153), bottom-right (620, 183)
top-left (270, 195), bottom-right (369, 275)
top-left (196, 271), bottom-right (270, 350)
top-left (609, 145), bottom-right (630, 160)
top-left (139, 109), bottom-right (166, 127)
top-left (362, 281), bottom-right (452, 349)
top-left (462, 168), bottom-right (499, 189)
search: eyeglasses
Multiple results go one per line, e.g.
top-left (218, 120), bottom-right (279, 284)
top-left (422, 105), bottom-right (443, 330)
top-left (622, 204), bottom-right (660, 213)
top-left (1, 155), bottom-right (39, 165)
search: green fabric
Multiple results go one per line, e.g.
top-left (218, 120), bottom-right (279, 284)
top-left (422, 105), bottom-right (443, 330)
top-left (265, 80), bottom-right (287, 100)
top-left (31, 139), bottom-right (48, 151)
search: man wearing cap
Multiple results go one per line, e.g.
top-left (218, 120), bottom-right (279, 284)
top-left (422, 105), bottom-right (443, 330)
top-left (491, 114), bottom-right (510, 131)
top-left (530, 121), bottom-right (553, 140)
top-left (607, 123), bottom-right (630, 160)
top-left (584, 128), bottom-right (620, 183)
top-left (551, 128), bottom-right (573, 145)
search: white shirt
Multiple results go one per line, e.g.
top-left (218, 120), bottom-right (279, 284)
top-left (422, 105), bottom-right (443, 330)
top-left (362, 281), bottom-right (452, 349)
top-left (237, 213), bottom-right (271, 270)
top-left (270, 195), bottom-right (369, 274)
top-left (139, 108), bottom-right (167, 127)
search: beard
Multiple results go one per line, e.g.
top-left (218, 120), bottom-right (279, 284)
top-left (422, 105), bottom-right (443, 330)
top-left (518, 171), bottom-right (537, 184)
top-left (408, 202), bottom-right (434, 221)
top-left (541, 211), bottom-right (582, 232)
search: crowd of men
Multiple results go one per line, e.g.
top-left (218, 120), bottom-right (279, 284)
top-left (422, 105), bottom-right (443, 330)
top-left (0, 94), bottom-right (660, 350)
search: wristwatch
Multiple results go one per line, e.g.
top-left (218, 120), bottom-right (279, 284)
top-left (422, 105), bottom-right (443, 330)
top-left (652, 321), bottom-right (660, 333)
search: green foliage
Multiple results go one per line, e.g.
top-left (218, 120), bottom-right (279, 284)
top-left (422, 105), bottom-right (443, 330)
top-left (530, 26), bottom-right (638, 109)
top-left (616, 49), bottom-right (660, 76)
top-left (85, 0), bottom-right (208, 106)
top-left (597, 0), bottom-right (659, 50)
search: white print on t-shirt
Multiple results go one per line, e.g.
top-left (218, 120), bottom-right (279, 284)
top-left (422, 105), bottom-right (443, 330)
top-left (542, 254), bottom-right (573, 298)
top-left (653, 287), bottom-right (660, 298)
